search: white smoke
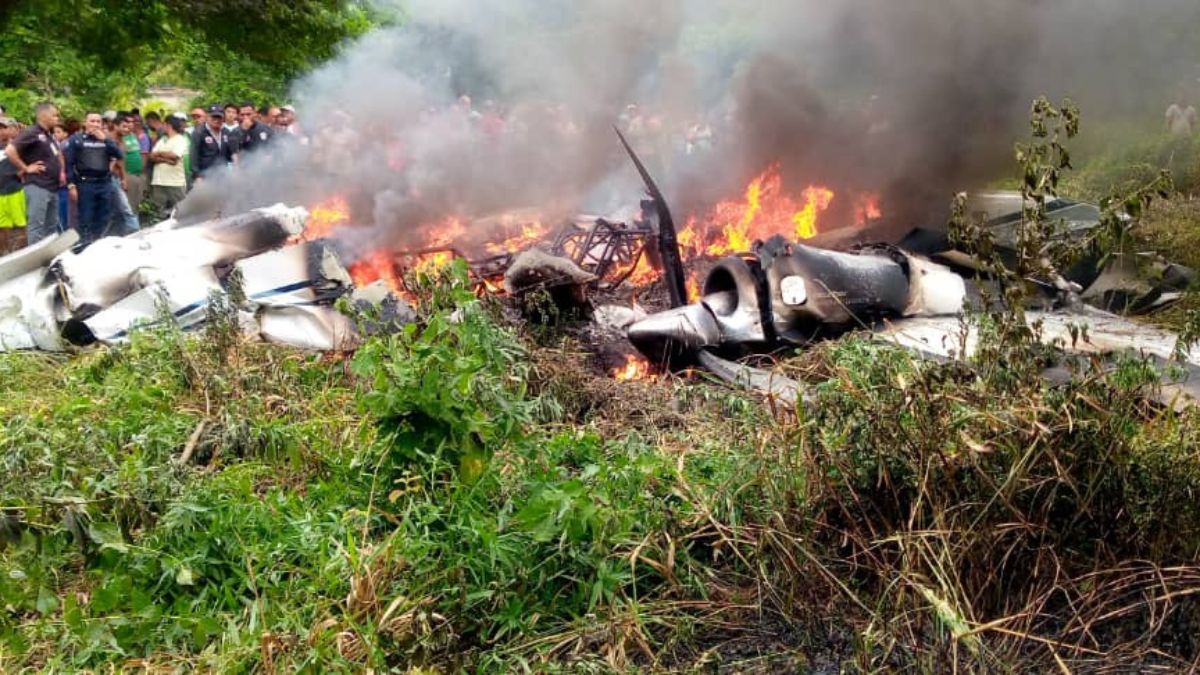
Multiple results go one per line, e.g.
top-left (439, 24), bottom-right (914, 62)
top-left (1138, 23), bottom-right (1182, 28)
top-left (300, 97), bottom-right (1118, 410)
top-left (176, 0), bottom-right (1200, 255)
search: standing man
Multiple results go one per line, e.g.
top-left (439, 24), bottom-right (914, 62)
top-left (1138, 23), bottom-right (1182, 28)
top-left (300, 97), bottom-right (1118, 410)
top-left (0, 117), bottom-right (27, 252)
top-left (138, 112), bottom-right (158, 184)
top-left (64, 112), bottom-right (124, 248)
top-left (142, 112), bottom-right (162, 144)
top-left (51, 122), bottom-right (70, 233)
top-left (104, 113), bottom-right (143, 235)
top-left (223, 104), bottom-right (240, 133)
top-left (118, 113), bottom-right (145, 215)
top-left (234, 102), bottom-right (273, 159)
top-left (191, 105), bottom-right (232, 183)
top-left (274, 105), bottom-right (294, 133)
top-left (272, 105), bottom-right (308, 146)
top-left (188, 107), bottom-right (206, 137)
top-left (148, 116), bottom-right (190, 213)
top-left (6, 102), bottom-right (62, 244)
top-left (222, 104), bottom-right (241, 156)
top-left (263, 106), bottom-right (281, 129)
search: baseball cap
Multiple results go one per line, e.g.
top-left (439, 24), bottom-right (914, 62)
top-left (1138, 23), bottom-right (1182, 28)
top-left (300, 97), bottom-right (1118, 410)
top-left (169, 112), bottom-right (188, 121)
top-left (102, 110), bottom-right (118, 122)
top-left (280, 104), bottom-right (296, 113)
top-left (0, 117), bottom-right (15, 127)
top-left (207, 104), bottom-right (225, 116)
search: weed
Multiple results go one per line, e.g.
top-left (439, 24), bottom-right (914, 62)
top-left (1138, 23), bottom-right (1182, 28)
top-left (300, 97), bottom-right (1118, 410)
top-left (6, 104), bottom-right (1200, 672)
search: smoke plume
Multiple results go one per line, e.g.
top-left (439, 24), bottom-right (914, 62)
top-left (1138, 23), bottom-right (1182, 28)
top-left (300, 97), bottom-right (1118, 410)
top-left (177, 0), bottom-right (1200, 253)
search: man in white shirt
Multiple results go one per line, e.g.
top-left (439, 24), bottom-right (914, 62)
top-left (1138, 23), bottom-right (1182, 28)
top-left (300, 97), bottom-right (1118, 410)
top-left (149, 115), bottom-right (190, 213)
top-left (1166, 103), bottom-right (1198, 136)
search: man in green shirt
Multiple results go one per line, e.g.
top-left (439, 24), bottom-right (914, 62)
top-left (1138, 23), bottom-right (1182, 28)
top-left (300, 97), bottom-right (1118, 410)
top-left (117, 113), bottom-right (145, 214)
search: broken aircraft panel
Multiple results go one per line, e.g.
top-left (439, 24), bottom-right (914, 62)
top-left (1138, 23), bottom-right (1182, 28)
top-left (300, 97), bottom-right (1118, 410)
top-left (0, 204), bottom-right (405, 352)
top-left (627, 235), bottom-right (968, 360)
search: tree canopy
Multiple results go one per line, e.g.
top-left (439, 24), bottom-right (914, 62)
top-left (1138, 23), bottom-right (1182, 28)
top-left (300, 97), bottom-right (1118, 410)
top-left (0, 0), bottom-right (379, 120)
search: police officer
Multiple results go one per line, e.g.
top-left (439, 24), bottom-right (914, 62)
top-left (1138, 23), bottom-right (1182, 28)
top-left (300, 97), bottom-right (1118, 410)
top-left (232, 102), bottom-right (273, 160)
top-left (65, 112), bottom-right (124, 248)
top-left (191, 105), bottom-right (232, 183)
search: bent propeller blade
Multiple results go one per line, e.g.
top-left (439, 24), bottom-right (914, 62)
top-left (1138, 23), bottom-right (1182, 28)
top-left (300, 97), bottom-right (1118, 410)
top-left (614, 126), bottom-right (688, 308)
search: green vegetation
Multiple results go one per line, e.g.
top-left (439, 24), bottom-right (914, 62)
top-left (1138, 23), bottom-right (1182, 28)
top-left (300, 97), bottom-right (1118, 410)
top-left (0, 0), bottom-right (381, 118)
top-left (2, 256), bottom-right (1200, 671)
top-left (0, 268), bottom-right (780, 670)
top-left (1041, 110), bottom-right (1200, 333)
top-left (1067, 123), bottom-right (1200, 201)
top-left (0, 56), bottom-right (1197, 667)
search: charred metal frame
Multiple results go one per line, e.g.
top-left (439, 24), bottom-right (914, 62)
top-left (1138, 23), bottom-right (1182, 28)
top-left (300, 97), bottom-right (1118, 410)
top-left (551, 217), bottom-right (652, 289)
top-left (375, 128), bottom-right (689, 297)
top-left (388, 218), bottom-right (659, 294)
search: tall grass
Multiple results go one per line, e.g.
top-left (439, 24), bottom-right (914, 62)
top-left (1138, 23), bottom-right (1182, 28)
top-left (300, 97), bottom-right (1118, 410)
top-left (4, 208), bottom-right (1200, 670)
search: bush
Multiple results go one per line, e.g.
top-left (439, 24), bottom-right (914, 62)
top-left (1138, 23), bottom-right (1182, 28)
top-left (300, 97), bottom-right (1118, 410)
top-left (790, 338), bottom-right (1200, 667)
top-left (1068, 132), bottom-right (1200, 199)
top-left (0, 267), bottom-right (719, 671)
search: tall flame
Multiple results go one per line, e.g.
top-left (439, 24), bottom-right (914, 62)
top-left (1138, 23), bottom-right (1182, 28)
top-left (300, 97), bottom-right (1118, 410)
top-left (624, 165), bottom-right (854, 286)
top-left (301, 164), bottom-right (881, 300)
top-left (685, 270), bottom-right (702, 303)
top-left (679, 165), bottom-right (837, 259)
top-left (794, 186), bottom-right (835, 239)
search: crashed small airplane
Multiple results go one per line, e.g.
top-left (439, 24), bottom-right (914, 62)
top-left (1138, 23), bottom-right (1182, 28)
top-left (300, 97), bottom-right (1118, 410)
top-left (611, 132), bottom-right (1200, 409)
top-left (0, 204), bottom-right (411, 352)
top-left (0, 128), bottom-right (1194, 415)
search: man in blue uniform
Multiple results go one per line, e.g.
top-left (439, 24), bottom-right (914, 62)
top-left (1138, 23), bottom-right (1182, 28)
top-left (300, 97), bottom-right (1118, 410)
top-left (191, 105), bottom-right (233, 184)
top-left (64, 112), bottom-right (125, 248)
top-left (232, 102), bottom-right (274, 160)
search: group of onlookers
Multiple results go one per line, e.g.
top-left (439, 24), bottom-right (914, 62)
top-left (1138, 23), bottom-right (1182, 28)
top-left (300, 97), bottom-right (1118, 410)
top-left (0, 101), bottom-right (303, 253)
top-left (0, 92), bottom-right (724, 255)
top-left (1167, 101), bottom-right (1200, 137)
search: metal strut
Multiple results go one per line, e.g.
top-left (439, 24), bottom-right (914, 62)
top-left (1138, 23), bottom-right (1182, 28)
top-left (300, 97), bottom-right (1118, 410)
top-left (614, 127), bottom-right (688, 308)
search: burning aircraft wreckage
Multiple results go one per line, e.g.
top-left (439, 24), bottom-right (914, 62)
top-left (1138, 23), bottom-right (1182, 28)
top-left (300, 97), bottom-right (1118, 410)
top-left (0, 130), bottom-right (1197, 409)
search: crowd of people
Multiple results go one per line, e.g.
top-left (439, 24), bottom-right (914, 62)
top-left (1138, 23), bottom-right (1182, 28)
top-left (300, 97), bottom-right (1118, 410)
top-left (0, 92), bottom-right (727, 255)
top-left (0, 100), bottom-right (304, 253)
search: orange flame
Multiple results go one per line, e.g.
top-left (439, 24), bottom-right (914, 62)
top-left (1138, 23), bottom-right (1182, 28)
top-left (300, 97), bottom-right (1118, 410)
top-left (485, 219), bottom-right (550, 255)
top-left (612, 354), bottom-right (653, 381)
top-left (348, 250), bottom-right (402, 293)
top-left (303, 167), bottom-right (881, 299)
top-left (410, 250), bottom-right (455, 277)
top-left (426, 216), bottom-right (467, 249)
top-left (854, 193), bottom-right (882, 226)
top-left (480, 277), bottom-right (505, 295)
top-left (686, 270), bottom-right (702, 303)
top-left (676, 165), bottom-right (845, 259)
top-left (301, 195), bottom-right (351, 241)
top-left (620, 254), bottom-right (661, 286)
top-left (794, 186), bottom-right (835, 239)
